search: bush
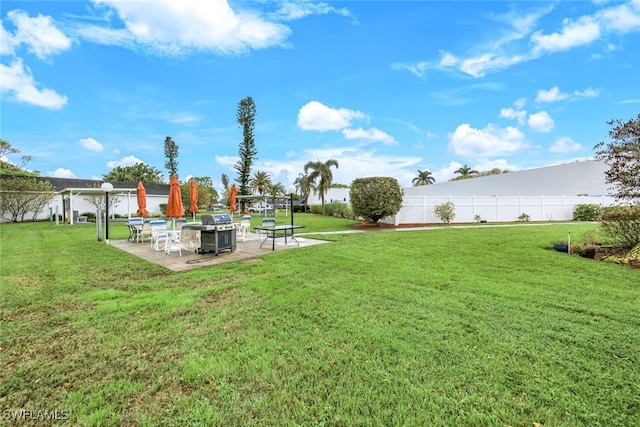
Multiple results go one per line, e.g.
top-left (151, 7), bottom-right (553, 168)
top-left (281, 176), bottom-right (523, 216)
top-left (350, 177), bottom-right (403, 224)
top-left (599, 205), bottom-right (640, 248)
top-left (518, 213), bottom-right (531, 222)
top-left (434, 201), bottom-right (456, 224)
top-left (81, 212), bottom-right (96, 220)
top-left (573, 204), bottom-right (602, 221)
top-left (309, 201), bottom-right (353, 218)
top-left (159, 203), bottom-right (167, 215)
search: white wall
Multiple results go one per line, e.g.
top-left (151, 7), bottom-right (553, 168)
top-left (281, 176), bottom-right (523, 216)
top-left (386, 194), bottom-right (616, 224)
top-left (386, 160), bottom-right (616, 224)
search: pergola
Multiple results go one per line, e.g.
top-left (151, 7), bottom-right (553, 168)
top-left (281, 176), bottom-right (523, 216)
top-left (58, 186), bottom-right (137, 224)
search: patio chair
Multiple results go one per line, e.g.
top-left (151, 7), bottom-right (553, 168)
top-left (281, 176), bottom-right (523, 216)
top-left (149, 220), bottom-right (169, 250)
top-left (173, 218), bottom-right (187, 229)
top-left (127, 218), bottom-right (144, 241)
top-left (257, 217), bottom-right (275, 238)
top-left (180, 226), bottom-right (199, 251)
top-left (164, 229), bottom-right (185, 256)
top-left (237, 215), bottom-right (252, 242)
top-left (138, 220), bottom-right (153, 243)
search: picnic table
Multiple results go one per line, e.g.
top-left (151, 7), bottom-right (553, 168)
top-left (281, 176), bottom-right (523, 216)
top-left (254, 224), bottom-right (304, 251)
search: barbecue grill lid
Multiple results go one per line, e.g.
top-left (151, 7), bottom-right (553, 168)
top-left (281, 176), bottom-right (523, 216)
top-left (214, 214), bottom-right (232, 223)
top-left (202, 214), bottom-right (232, 224)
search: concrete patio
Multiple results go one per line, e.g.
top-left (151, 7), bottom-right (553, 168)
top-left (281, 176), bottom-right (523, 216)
top-left (110, 231), bottom-right (328, 272)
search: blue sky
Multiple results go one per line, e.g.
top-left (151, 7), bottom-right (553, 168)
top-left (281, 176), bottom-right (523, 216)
top-left (1, 1), bottom-right (639, 191)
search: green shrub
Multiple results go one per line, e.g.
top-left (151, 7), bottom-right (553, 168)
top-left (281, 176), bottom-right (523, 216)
top-left (599, 205), bottom-right (640, 248)
top-left (159, 203), bottom-right (167, 215)
top-left (350, 177), bottom-right (403, 224)
top-left (434, 201), bottom-right (456, 224)
top-left (309, 201), bottom-right (353, 218)
top-left (518, 213), bottom-right (531, 222)
top-left (81, 212), bottom-right (96, 220)
top-left (573, 204), bottom-right (602, 221)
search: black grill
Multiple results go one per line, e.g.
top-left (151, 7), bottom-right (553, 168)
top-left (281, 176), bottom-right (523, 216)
top-left (186, 214), bottom-right (236, 256)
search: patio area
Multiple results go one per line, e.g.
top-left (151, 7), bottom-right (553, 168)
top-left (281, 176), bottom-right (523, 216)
top-left (110, 231), bottom-right (328, 272)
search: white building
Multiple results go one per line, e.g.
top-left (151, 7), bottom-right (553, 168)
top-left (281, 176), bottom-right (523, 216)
top-left (0, 177), bottom-right (170, 223)
top-left (308, 160), bottom-right (619, 224)
top-left (393, 160), bottom-right (616, 224)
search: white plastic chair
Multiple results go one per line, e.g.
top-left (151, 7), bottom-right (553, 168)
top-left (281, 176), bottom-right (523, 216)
top-left (257, 217), bottom-right (275, 238)
top-left (164, 229), bottom-right (184, 256)
top-left (238, 215), bottom-right (252, 242)
top-left (149, 220), bottom-right (168, 250)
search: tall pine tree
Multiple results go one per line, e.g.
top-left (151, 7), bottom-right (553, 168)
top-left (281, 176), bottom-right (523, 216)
top-left (164, 136), bottom-right (179, 179)
top-left (234, 97), bottom-right (258, 211)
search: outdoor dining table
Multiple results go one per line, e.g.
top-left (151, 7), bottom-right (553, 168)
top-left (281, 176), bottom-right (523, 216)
top-left (254, 224), bottom-right (305, 251)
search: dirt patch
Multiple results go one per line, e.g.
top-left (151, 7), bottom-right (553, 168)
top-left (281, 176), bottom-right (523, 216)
top-left (240, 258), bottom-right (263, 264)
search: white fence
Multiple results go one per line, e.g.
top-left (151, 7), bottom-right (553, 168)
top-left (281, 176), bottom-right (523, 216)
top-left (385, 195), bottom-right (617, 225)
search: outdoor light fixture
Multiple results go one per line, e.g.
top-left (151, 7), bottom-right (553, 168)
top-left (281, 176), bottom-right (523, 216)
top-left (101, 182), bottom-right (113, 243)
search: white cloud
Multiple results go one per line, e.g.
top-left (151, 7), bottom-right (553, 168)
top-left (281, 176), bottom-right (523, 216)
top-left (81, 0), bottom-right (291, 56)
top-left (458, 53), bottom-right (526, 78)
top-left (6, 10), bottom-right (73, 59)
top-left (161, 111), bottom-right (200, 124)
top-left (513, 97), bottom-right (527, 109)
top-left (536, 86), bottom-right (569, 103)
top-left (79, 137), bottom-right (104, 152)
top-left (597, 0), bottom-right (640, 33)
top-left (499, 107), bottom-right (527, 125)
top-left (273, 1), bottom-right (357, 24)
top-left (448, 123), bottom-right (528, 158)
top-left (574, 87), bottom-right (599, 98)
top-left (303, 146), bottom-right (421, 187)
top-left (528, 111), bottom-right (554, 132)
top-left (106, 155), bottom-right (144, 169)
top-left (550, 136), bottom-right (583, 153)
top-left (0, 21), bottom-right (17, 55)
top-left (439, 51), bottom-right (458, 67)
top-left (297, 101), bottom-right (366, 132)
top-left (342, 127), bottom-right (396, 145)
top-left (0, 58), bottom-right (68, 110)
top-left (531, 15), bottom-right (601, 54)
top-left (47, 168), bottom-right (77, 178)
top-left (391, 61), bottom-right (428, 79)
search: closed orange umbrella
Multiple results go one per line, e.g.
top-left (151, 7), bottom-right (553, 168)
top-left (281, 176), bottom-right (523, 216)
top-left (166, 175), bottom-right (184, 220)
top-left (229, 184), bottom-right (237, 215)
top-left (189, 179), bottom-right (198, 221)
top-left (136, 181), bottom-right (148, 217)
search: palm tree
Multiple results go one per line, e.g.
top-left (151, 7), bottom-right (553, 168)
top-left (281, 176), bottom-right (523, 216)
top-left (412, 169), bottom-right (435, 186)
top-left (293, 172), bottom-right (314, 212)
top-left (304, 159), bottom-right (339, 214)
top-left (249, 171), bottom-right (272, 196)
top-left (454, 164), bottom-right (478, 177)
top-left (265, 182), bottom-right (285, 212)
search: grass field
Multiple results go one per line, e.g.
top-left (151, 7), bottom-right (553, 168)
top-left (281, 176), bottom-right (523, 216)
top-left (1, 216), bottom-right (639, 426)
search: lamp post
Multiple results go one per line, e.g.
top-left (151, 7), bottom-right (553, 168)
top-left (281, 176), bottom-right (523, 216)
top-left (287, 185), bottom-right (296, 229)
top-left (101, 182), bottom-right (113, 244)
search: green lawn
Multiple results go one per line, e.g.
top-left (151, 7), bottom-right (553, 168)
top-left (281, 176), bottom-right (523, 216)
top-left (1, 218), bottom-right (638, 426)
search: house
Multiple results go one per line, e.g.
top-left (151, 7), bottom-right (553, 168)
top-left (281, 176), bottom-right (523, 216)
top-left (0, 176), bottom-right (170, 223)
